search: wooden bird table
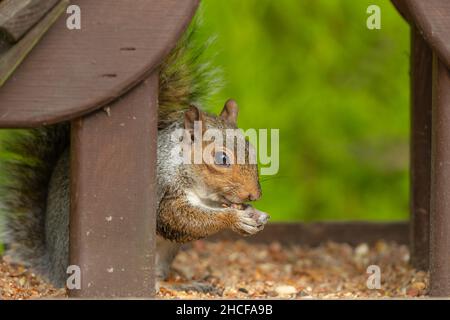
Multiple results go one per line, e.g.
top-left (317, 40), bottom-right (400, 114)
top-left (0, 0), bottom-right (199, 298)
top-left (2, 0), bottom-right (450, 300)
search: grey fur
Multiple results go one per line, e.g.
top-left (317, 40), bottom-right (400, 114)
top-left (44, 149), bottom-right (70, 287)
top-left (0, 124), bottom-right (69, 280)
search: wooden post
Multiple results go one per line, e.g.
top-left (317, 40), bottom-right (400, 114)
top-left (430, 56), bottom-right (450, 297)
top-left (409, 28), bottom-right (432, 270)
top-left (69, 74), bottom-right (158, 298)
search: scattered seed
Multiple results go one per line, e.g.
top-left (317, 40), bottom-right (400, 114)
top-left (0, 240), bottom-right (430, 299)
top-left (275, 285), bottom-right (297, 296)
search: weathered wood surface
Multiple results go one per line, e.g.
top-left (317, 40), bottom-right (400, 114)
top-left (0, 0), bottom-right (199, 128)
top-left (0, 0), bottom-right (67, 87)
top-left (409, 28), bottom-right (432, 271)
top-left (210, 222), bottom-right (409, 246)
top-left (430, 58), bottom-right (450, 297)
top-left (0, 0), bottom-right (61, 43)
top-left (392, 0), bottom-right (450, 68)
top-left (69, 74), bottom-right (158, 298)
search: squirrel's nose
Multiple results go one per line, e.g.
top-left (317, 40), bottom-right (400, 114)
top-left (248, 190), bottom-right (261, 201)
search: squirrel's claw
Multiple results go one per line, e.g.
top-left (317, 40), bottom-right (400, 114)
top-left (232, 206), bottom-right (270, 236)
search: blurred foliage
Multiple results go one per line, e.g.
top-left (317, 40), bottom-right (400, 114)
top-left (201, 0), bottom-right (410, 221)
top-left (0, 1), bottom-right (410, 228)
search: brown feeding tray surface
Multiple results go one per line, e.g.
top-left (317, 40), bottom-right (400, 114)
top-left (0, 239), bottom-right (428, 299)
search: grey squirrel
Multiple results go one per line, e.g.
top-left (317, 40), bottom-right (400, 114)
top-left (0, 14), bottom-right (269, 291)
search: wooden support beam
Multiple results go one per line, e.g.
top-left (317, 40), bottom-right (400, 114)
top-left (69, 74), bottom-right (158, 298)
top-left (409, 27), bottom-right (432, 270)
top-left (430, 56), bottom-right (450, 297)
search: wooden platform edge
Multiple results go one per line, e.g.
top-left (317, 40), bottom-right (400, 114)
top-left (207, 221), bottom-right (409, 246)
top-left (394, 0), bottom-right (450, 69)
top-left (0, 0), bottom-right (200, 128)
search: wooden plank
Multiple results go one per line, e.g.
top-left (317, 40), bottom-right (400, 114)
top-left (0, 0), bottom-right (61, 43)
top-left (69, 73), bottom-right (158, 298)
top-left (430, 57), bottom-right (450, 297)
top-left (0, 0), bottom-right (199, 128)
top-left (0, 0), bottom-right (67, 87)
top-left (409, 28), bottom-right (432, 271)
top-left (209, 222), bottom-right (409, 246)
top-left (402, 0), bottom-right (450, 69)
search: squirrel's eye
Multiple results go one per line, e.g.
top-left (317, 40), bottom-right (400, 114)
top-left (214, 151), bottom-right (231, 167)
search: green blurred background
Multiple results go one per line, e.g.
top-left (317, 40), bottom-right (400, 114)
top-left (0, 0), bottom-right (410, 226)
top-left (203, 0), bottom-right (410, 221)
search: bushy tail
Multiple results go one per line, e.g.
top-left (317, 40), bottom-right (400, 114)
top-left (0, 124), bottom-right (69, 268)
top-left (0, 9), bottom-right (220, 272)
top-left (159, 12), bottom-right (222, 128)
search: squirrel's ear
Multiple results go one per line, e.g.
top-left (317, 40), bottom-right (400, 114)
top-left (184, 105), bottom-right (202, 130)
top-left (220, 99), bottom-right (239, 125)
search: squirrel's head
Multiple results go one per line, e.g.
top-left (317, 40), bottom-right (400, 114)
top-left (183, 99), bottom-right (262, 207)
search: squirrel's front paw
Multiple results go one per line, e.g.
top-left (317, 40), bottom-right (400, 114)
top-left (231, 206), bottom-right (269, 236)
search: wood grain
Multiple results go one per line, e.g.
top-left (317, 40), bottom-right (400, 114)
top-left (0, 0), bottom-right (199, 128)
top-left (69, 74), bottom-right (158, 298)
top-left (0, 0), bottom-right (67, 87)
top-left (0, 0), bottom-right (61, 43)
